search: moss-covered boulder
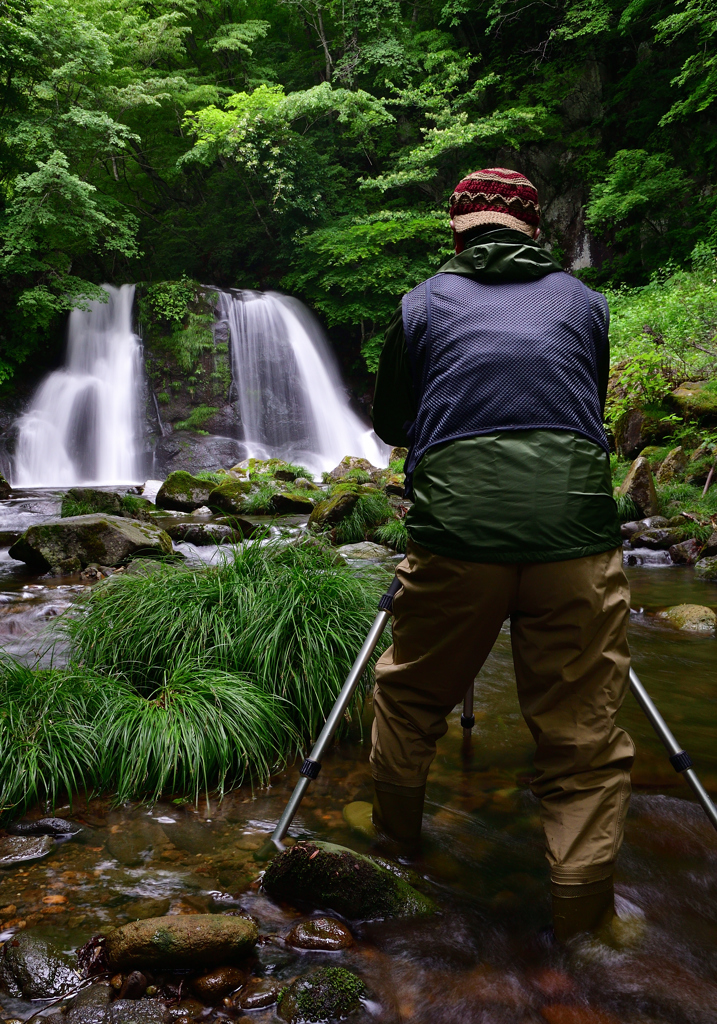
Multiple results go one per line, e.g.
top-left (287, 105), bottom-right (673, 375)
top-left (657, 604), bottom-right (716, 634)
top-left (328, 456), bottom-right (378, 481)
top-left (61, 487), bottom-right (123, 517)
top-left (278, 967), bottom-right (364, 1023)
top-left (105, 914), bottom-right (258, 970)
top-left (165, 522), bottom-right (249, 545)
top-left (207, 479), bottom-right (252, 514)
top-left (309, 492), bottom-right (359, 530)
top-left (262, 841), bottom-right (436, 919)
top-left (270, 492), bottom-right (314, 515)
top-left (655, 446), bottom-right (688, 485)
top-left (383, 474), bottom-right (405, 496)
top-left (618, 456), bottom-right (659, 517)
top-left (8, 515), bottom-right (172, 574)
top-left (156, 472), bottom-right (215, 512)
top-left (695, 554), bottom-right (717, 582)
top-left (671, 380), bottom-right (717, 423)
top-left (0, 472), bottom-right (12, 500)
top-left (631, 527), bottom-right (687, 550)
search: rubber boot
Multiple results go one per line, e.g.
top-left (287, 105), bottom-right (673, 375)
top-left (551, 875), bottom-right (615, 943)
top-left (372, 780), bottom-right (425, 849)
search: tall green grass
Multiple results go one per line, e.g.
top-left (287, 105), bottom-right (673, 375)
top-left (334, 491), bottom-right (394, 544)
top-left (374, 517), bottom-right (409, 552)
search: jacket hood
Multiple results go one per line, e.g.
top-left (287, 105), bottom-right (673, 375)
top-left (438, 227), bottom-right (563, 282)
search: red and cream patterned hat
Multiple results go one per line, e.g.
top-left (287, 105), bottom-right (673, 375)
top-left (449, 167), bottom-right (540, 237)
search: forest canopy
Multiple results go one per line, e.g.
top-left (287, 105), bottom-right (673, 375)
top-left (1, 0), bottom-right (716, 382)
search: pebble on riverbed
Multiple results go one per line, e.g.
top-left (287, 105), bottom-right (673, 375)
top-left (285, 917), bottom-right (354, 950)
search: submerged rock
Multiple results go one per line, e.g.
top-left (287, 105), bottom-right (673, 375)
top-left (657, 604), bottom-right (716, 634)
top-left (0, 835), bottom-right (54, 866)
top-left (618, 457), bottom-right (659, 517)
top-left (104, 915), bottom-right (258, 970)
top-left (695, 554), bottom-right (717, 582)
top-left (8, 515), bottom-right (172, 574)
top-left (337, 541), bottom-right (396, 560)
top-left (156, 472), bottom-right (214, 512)
top-left (0, 932), bottom-right (77, 999)
top-left (262, 841), bottom-right (436, 919)
top-left (286, 917), bottom-right (354, 951)
top-left (277, 967), bottom-right (364, 1023)
top-left (6, 816), bottom-right (82, 837)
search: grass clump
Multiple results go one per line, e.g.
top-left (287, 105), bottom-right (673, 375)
top-left (61, 498), bottom-right (96, 517)
top-left (374, 517), bottom-right (409, 552)
top-left (615, 493), bottom-right (639, 522)
top-left (334, 491), bottom-right (394, 544)
top-left (657, 481), bottom-right (717, 518)
top-left (175, 405), bottom-right (219, 431)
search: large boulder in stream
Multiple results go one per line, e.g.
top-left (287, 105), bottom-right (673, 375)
top-left (0, 932), bottom-right (77, 999)
top-left (207, 479), bottom-right (252, 514)
top-left (309, 492), bottom-right (358, 529)
top-left (8, 514), bottom-right (172, 574)
top-left (262, 841), bottom-right (436, 919)
top-left (156, 471), bottom-right (215, 512)
top-left (658, 604), bottom-right (716, 634)
top-left (104, 914), bottom-right (258, 970)
top-left (618, 456), bottom-right (659, 517)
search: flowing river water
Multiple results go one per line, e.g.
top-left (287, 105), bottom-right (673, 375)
top-left (1, 492), bottom-right (716, 1024)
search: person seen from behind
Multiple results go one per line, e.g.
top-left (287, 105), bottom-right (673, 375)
top-left (347, 167), bottom-right (634, 944)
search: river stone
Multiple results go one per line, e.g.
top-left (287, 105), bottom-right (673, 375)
top-left (703, 531), bottom-right (717, 557)
top-left (655, 446), bottom-right (688, 484)
top-left (109, 1000), bottom-right (169, 1024)
top-left (190, 966), bottom-right (246, 1002)
top-left (669, 538), bottom-right (704, 565)
top-left (61, 488), bottom-right (123, 517)
top-left (262, 841), bottom-right (436, 919)
top-left (207, 480), bottom-right (252, 515)
top-left (618, 457), bottom-right (659, 517)
top-left (236, 978), bottom-right (279, 1009)
top-left (0, 473), bottom-right (10, 500)
top-left (309, 492), bottom-right (358, 530)
top-left (269, 492), bottom-right (314, 515)
top-left (695, 555), bottom-right (717, 582)
top-left (286, 917), bottom-right (354, 950)
top-left (277, 967), bottom-right (364, 1024)
top-left (632, 527), bottom-right (686, 550)
top-left (165, 522), bottom-right (243, 545)
top-left (0, 835), bottom-right (54, 866)
top-left (106, 819), bottom-right (168, 866)
top-left (104, 915), bottom-right (258, 970)
top-left (155, 472), bottom-right (214, 512)
top-left (0, 932), bottom-right (77, 999)
top-left (328, 456), bottom-right (377, 481)
top-left (6, 817), bottom-right (81, 837)
top-left (65, 980), bottom-right (112, 1024)
top-left (337, 541), bottom-right (396, 560)
top-left (658, 604), bottom-right (717, 634)
top-left (8, 515), bottom-right (172, 573)
top-left (126, 898), bottom-right (171, 921)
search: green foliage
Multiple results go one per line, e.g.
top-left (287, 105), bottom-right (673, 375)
top-left (175, 405), bottom-right (219, 431)
top-left (61, 498), bottom-right (96, 518)
top-left (615, 493), bottom-right (639, 522)
top-left (657, 480), bottom-right (717, 518)
top-left (334, 490), bottom-right (393, 543)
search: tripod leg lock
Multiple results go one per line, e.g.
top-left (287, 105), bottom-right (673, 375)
top-left (460, 713), bottom-right (476, 729)
top-left (378, 576), bottom-right (402, 612)
top-left (300, 758), bottom-right (321, 780)
top-left (669, 750), bottom-right (694, 773)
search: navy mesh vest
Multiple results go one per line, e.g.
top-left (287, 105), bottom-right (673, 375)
top-left (402, 270), bottom-right (610, 484)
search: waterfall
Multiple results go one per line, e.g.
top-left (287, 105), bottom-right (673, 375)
top-left (13, 284), bottom-right (142, 487)
top-left (218, 290), bottom-right (388, 476)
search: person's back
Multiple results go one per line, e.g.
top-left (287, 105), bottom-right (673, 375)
top-left (351, 168), bottom-right (634, 944)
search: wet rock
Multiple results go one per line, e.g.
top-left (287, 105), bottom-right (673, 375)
top-left (286, 917), bottom-right (354, 950)
top-left (0, 529), bottom-right (21, 546)
top-left (65, 980), bottom-right (112, 1024)
top-left (6, 817), bottom-right (82, 837)
top-left (620, 519), bottom-right (648, 540)
top-left (0, 932), bottom-right (77, 999)
top-left (165, 522), bottom-right (244, 545)
top-left (126, 898), bottom-right (171, 921)
top-left (277, 967), bottom-right (364, 1023)
top-left (384, 474), bottom-right (405, 496)
top-left (61, 488), bottom-right (123, 517)
top-left (270, 492), bottom-right (314, 515)
top-left (0, 473), bottom-right (11, 500)
top-left (669, 537), bottom-right (704, 564)
top-left (657, 604), bottom-right (716, 634)
top-left (155, 472), bottom-right (214, 513)
top-left (119, 971), bottom-right (148, 999)
top-left (337, 541), bottom-right (396, 560)
top-left (153, 434), bottom-right (246, 478)
top-left (109, 1000), bottom-right (169, 1024)
top-left (8, 515), bottom-right (172, 574)
top-left (213, 515), bottom-right (260, 538)
top-left (695, 554), bottom-right (717, 582)
top-left (618, 457), bottom-right (658, 517)
top-left (105, 914), bottom-right (258, 970)
top-left (262, 841), bottom-right (436, 919)
top-left (106, 820), bottom-right (167, 866)
top-left (0, 835), bottom-right (54, 866)
top-left (233, 977), bottom-right (279, 1009)
top-left (328, 456), bottom-right (378, 481)
top-left (655, 445), bottom-right (688, 484)
top-left (207, 479), bottom-right (252, 515)
top-left (632, 527), bottom-right (686, 550)
top-left (190, 965), bottom-right (246, 1002)
top-left (309, 492), bottom-right (359, 530)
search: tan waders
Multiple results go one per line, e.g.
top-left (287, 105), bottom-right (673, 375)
top-left (369, 541), bottom-right (634, 940)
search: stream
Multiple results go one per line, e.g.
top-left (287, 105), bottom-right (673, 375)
top-left (1, 491), bottom-right (716, 1023)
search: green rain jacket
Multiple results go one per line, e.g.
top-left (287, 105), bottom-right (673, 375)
top-left (372, 228), bottom-right (621, 563)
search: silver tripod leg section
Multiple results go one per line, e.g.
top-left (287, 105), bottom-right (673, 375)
top-left (630, 667), bottom-right (717, 833)
top-left (461, 680), bottom-right (475, 736)
top-left (271, 606), bottom-right (392, 846)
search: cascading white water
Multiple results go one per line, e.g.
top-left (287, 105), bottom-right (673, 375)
top-left (13, 285), bottom-right (142, 487)
top-left (219, 290), bottom-right (388, 476)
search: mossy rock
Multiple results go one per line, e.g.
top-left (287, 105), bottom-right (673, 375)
top-left (309, 492), bottom-right (359, 529)
top-left (0, 472), bottom-right (12, 500)
top-left (695, 555), bottom-right (717, 582)
top-left (8, 515), bottom-right (173, 574)
top-left (278, 967), bottom-right (365, 1023)
top-left (262, 841), bottom-right (436, 920)
top-left (61, 487), bottom-right (122, 517)
top-left (328, 456), bottom-right (378, 482)
top-left (671, 381), bottom-right (717, 423)
top-left (657, 604), bottom-right (716, 634)
top-left (207, 479), bottom-right (253, 514)
top-left (655, 446), bottom-right (688, 484)
top-left (104, 914), bottom-right (258, 970)
top-left (156, 472), bottom-right (215, 512)
top-left (618, 456), bottom-right (658, 517)
top-left (269, 492), bottom-right (314, 515)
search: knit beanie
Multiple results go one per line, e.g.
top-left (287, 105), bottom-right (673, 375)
top-left (449, 168), bottom-right (540, 237)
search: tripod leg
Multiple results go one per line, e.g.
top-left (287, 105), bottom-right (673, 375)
top-left (630, 668), bottom-right (717, 833)
top-left (461, 680), bottom-right (475, 739)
